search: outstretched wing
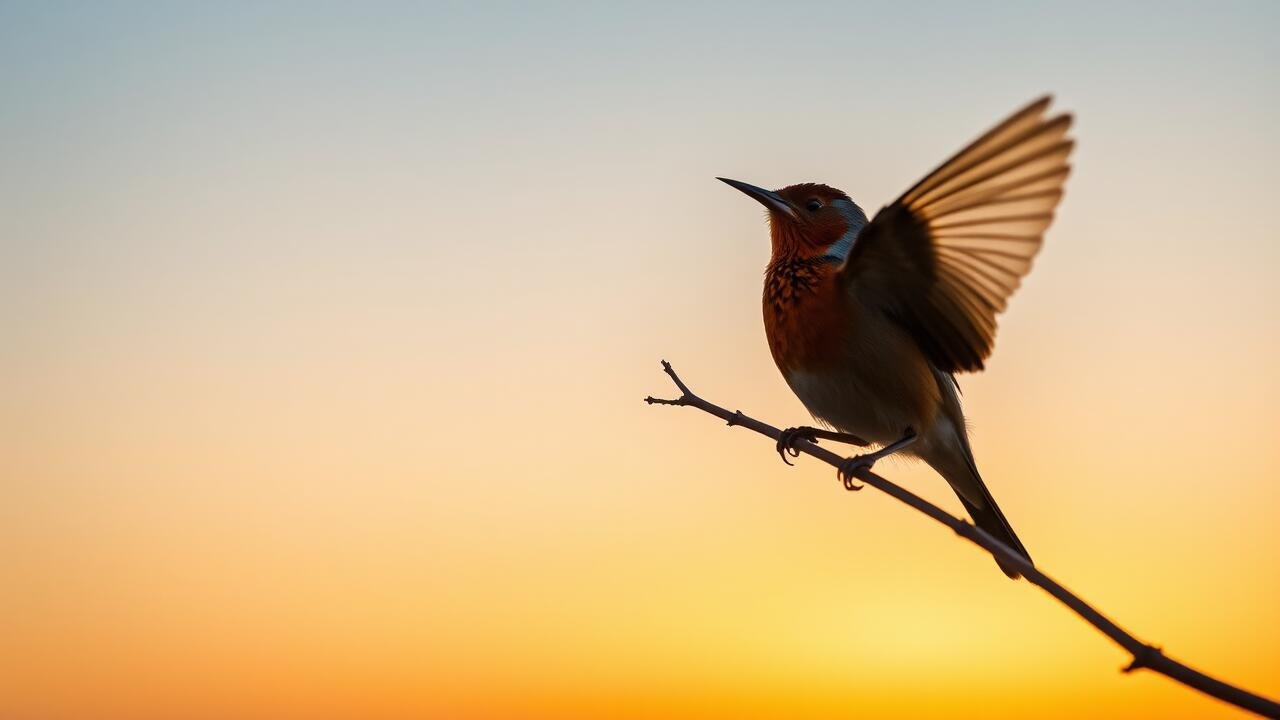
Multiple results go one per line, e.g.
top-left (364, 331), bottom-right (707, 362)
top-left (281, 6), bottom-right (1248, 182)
top-left (840, 96), bottom-right (1074, 372)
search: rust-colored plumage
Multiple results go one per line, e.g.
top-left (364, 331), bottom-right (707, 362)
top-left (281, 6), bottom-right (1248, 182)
top-left (720, 97), bottom-right (1074, 578)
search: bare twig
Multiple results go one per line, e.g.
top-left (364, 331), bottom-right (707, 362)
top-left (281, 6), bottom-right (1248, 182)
top-left (646, 360), bottom-right (1280, 719)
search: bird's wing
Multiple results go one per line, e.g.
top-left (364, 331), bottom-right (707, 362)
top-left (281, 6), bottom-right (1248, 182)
top-left (839, 96), bottom-right (1073, 372)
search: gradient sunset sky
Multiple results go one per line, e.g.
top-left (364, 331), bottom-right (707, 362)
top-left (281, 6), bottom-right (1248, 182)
top-left (2, 2), bottom-right (1277, 719)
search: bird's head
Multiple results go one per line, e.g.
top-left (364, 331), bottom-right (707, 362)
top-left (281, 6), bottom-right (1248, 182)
top-left (718, 178), bottom-right (869, 263)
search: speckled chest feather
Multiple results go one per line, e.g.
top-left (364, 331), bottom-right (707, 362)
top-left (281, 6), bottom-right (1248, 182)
top-left (762, 256), bottom-right (846, 373)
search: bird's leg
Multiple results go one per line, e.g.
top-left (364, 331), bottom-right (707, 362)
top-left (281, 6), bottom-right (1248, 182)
top-left (776, 426), bottom-right (870, 466)
top-left (837, 428), bottom-right (918, 491)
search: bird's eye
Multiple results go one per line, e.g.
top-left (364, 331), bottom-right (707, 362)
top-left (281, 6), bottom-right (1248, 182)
top-left (805, 199), bottom-right (822, 212)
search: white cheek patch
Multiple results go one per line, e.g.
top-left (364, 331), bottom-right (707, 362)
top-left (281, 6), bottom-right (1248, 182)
top-left (825, 198), bottom-right (869, 262)
top-left (826, 227), bottom-right (859, 262)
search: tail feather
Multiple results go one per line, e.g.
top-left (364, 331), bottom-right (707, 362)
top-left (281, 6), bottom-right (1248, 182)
top-left (929, 369), bottom-right (1031, 579)
top-left (956, 485), bottom-right (1031, 579)
top-left (949, 446), bottom-right (1032, 580)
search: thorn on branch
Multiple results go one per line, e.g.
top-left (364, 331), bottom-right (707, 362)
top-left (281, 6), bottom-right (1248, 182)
top-left (726, 410), bottom-right (744, 427)
top-left (1123, 644), bottom-right (1164, 674)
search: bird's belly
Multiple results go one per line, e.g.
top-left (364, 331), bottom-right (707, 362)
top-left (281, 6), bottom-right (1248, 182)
top-left (782, 337), bottom-right (941, 446)
top-left (784, 369), bottom-right (904, 444)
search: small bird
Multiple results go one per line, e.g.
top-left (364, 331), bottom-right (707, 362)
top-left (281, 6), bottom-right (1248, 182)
top-left (719, 96), bottom-right (1073, 578)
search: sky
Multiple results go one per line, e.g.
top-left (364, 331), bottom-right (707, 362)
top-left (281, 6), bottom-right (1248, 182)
top-left (1, 2), bottom-right (1277, 718)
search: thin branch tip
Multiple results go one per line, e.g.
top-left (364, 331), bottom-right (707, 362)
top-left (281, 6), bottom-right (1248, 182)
top-left (658, 359), bottom-right (693, 397)
top-left (644, 396), bottom-right (685, 407)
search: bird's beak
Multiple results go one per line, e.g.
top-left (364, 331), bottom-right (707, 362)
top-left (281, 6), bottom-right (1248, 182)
top-left (716, 177), bottom-right (797, 220)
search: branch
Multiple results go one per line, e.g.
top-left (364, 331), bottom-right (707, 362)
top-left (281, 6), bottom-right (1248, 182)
top-left (646, 360), bottom-right (1280, 719)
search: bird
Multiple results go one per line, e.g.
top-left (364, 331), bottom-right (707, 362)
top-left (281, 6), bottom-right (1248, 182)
top-left (718, 96), bottom-right (1073, 578)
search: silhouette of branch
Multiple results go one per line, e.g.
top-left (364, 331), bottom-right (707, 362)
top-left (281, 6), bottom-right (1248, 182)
top-left (646, 360), bottom-right (1280, 719)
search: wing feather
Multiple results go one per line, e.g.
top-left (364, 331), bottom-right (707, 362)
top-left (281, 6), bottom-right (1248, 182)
top-left (840, 96), bottom-right (1074, 372)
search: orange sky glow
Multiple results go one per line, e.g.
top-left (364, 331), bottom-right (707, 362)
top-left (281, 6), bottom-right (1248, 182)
top-left (1, 3), bottom-right (1277, 719)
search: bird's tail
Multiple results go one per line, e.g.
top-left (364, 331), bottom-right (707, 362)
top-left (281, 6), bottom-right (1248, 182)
top-left (937, 444), bottom-right (1032, 580)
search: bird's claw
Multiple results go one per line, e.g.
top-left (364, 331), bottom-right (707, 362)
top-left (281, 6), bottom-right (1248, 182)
top-left (775, 427), bottom-right (815, 466)
top-left (836, 455), bottom-right (874, 491)
top-left (836, 427), bottom-right (917, 489)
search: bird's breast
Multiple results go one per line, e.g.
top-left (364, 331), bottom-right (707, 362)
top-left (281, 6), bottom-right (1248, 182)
top-left (763, 259), bottom-right (941, 442)
top-left (762, 258), bottom-right (847, 374)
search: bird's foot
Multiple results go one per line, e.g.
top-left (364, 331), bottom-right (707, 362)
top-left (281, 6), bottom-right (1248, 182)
top-left (776, 426), bottom-right (871, 466)
top-left (837, 456), bottom-right (872, 491)
top-left (835, 428), bottom-right (918, 491)
top-left (776, 426), bottom-right (820, 466)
